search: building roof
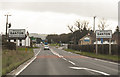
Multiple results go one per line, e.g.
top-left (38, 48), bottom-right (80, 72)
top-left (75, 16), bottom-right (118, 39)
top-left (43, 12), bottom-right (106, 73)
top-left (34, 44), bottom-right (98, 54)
top-left (79, 32), bottom-right (95, 41)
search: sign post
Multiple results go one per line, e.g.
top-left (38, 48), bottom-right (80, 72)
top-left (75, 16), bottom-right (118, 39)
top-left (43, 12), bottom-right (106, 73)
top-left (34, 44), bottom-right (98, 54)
top-left (101, 38), bottom-right (103, 44)
top-left (96, 38), bottom-right (98, 54)
top-left (96, 30), bottom-right (112, 55)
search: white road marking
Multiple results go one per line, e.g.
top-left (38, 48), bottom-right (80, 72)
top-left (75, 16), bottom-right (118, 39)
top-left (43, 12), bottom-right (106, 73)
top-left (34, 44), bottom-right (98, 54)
top-left (51, 49), bottom-right (63, 58)
top-left (62, 58), bottom-right (67, 61)
top-left (15, 56), bottom-right (36, 76)
top-left (94, 58), bottom-right (119, 65)
top-left (51, 49), bottom-right (76, 66)
top-left (35, 49), bottom-right (41, 56)
top-left (69, 67), bottom-right (110, 76)
top-left (15, 49), bottom-right (41, 76)
top-left (68, 61), bottom-right (76, 65)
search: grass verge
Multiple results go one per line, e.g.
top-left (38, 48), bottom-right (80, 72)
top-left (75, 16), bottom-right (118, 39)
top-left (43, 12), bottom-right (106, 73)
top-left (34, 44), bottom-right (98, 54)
top-left (64, 49), bottom-right (120, 62)
top-left (2, 47), bottom-right (35, 76)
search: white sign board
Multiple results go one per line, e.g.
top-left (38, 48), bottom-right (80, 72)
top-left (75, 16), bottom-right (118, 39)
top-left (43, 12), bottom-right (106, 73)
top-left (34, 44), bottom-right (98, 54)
top-left (96, 30), bottom-right (112, 38)
top-left (9, 29), bottom-right (25, 38)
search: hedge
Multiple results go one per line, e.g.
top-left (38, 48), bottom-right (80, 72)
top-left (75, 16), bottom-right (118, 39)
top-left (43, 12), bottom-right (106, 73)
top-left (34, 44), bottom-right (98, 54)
top-left (2, 42), bottom-right (16, 50)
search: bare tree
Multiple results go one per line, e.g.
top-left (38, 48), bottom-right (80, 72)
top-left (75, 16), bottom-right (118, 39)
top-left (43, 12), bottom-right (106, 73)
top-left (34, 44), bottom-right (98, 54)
top-left (74, 27), bottom-right (77, 31)
top-left (88, 26), bottom-right (92, 31)
top-left (98, 18), bottom-right (109, 30)
top-left (83, 20), bottom-right (89, 30)
top-left (75, 20), bottom-right (89, 31)
top-left (75, 20), bottom-right (83, 31)
top-left (68, 20), bottom-right (90, 33)
top-left (67, 25), bottom-right (74, 33)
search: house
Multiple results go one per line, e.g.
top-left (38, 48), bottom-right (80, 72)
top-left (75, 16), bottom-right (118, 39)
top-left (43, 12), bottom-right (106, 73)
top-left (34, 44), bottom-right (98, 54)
top-left (78, 33), bottom-right (95, 45)
top-left (8, 34), bottom-right (31, 47)
top-left (112, 32), bottom-right (120, 45)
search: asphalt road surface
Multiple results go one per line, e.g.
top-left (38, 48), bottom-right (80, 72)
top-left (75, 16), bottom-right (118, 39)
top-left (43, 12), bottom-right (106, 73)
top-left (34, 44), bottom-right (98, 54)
top-left (18, 45), bottom-right (119, 76)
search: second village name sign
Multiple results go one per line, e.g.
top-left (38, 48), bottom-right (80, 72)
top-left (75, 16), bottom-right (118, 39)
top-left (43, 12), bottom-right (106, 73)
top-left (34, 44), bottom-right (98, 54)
top-left (95, 30), bottom-right (112, 55)
top-left (96, 30), bottom-right (112, 38)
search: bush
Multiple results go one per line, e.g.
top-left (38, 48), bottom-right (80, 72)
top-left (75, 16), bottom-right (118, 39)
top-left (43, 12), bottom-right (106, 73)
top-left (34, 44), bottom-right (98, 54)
top-left (2, 42), bottom-right (16, 50)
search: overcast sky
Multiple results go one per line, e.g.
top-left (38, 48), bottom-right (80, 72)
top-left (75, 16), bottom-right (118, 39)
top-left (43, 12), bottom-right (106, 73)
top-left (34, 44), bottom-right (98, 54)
top-left (0, 0), bottom-right (119, 34)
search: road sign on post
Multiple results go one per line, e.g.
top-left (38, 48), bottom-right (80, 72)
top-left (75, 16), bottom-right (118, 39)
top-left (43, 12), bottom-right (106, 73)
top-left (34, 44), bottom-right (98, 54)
top-left (96, 30), bottom-right (112, 55)
top-left (101, 38), bottom-right (103, 44)
top-left (8, 29), bottom-right (26, 49)
top-left (96, 30), bottom-right (112, 38)
top-left (8, 29), bottom-right (25, 39)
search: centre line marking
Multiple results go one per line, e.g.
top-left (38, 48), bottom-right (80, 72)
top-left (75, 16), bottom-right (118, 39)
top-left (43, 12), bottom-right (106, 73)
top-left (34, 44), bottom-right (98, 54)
top-left (68, 61), bottom-right (76, 65)
top-left (62, 58), bottom-right (67, 61)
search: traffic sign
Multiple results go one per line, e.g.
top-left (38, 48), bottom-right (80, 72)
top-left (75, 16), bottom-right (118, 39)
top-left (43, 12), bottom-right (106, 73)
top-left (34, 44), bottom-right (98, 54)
top-left (9, 29), bottom-right (25, 38)
top-left (101, 38), bottom-right (103, 44)
top-left (84, 37), bottom-right (90, 42)
top-left (96, 30), bottom-right (112, 38)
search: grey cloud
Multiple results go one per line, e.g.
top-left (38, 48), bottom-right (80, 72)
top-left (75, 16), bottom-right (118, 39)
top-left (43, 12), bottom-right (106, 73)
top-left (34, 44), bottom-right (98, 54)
top-left (0, 2), bottom-right (118, 20)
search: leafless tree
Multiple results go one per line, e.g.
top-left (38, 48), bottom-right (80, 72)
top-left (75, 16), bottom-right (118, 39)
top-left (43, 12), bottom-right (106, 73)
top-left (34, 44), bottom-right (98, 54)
top-left (68, 20), bottom-right (90, 33)
top-left (83, 20), bottom-right (89, 30)
top-left (75, 20), bottom-right (83, 31)
top-left (98, 18), bottom-right (109, 30)
top-left (67, 25), bottom-right (74, 33)
top-left (88, 26), bottom-right (92, 31)
top-left (75, 20), bottom-right (89, 31)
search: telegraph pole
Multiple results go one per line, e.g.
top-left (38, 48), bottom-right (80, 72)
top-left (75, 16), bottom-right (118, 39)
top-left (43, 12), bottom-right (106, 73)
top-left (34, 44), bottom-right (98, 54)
top-left (5, 14), bottom-right (11, 36)
top-left (93, 16), bottom-right (96, 33)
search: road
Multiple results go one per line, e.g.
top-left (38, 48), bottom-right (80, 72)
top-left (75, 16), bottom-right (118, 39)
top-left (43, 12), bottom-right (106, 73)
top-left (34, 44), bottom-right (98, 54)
top-left (17, 45), bottom-right (119, 76)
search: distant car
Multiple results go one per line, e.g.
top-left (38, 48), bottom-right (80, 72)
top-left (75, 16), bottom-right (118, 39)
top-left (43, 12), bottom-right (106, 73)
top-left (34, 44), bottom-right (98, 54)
top-left (44, 45), bottom-right (49, 50)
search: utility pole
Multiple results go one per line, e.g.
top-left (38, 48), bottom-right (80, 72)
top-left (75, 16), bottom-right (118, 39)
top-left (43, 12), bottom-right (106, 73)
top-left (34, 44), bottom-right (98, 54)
top-left (94, 16), bottom-right (97, 54)
top-left (5, 14), bottom-right (11, 37)
top-left (93, 16), bottom-right (96, 33)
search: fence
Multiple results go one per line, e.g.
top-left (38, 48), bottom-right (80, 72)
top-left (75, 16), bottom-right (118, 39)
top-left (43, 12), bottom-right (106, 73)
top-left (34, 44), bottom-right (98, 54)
top-left (68, 44), bottom-right (119, 55)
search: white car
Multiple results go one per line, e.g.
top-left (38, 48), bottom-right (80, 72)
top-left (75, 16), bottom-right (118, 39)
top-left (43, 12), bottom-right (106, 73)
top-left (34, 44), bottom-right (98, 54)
top-left (44, 45), bottom-right (49, 50)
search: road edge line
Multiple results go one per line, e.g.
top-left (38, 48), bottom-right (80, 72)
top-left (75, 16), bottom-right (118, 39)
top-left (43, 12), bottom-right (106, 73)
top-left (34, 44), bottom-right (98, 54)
top-left (15, 49), bottom-right (41, 76)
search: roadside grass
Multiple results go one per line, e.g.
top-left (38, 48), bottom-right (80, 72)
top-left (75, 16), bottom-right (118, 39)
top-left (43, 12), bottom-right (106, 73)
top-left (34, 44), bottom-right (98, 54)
top-left (64, 49), bottom-right (120, 62)
top-left (2, 47), bottom-right (35, 76)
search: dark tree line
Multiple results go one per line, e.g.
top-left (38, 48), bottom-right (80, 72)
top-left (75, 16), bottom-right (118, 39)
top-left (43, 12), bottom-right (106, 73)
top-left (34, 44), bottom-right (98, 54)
top-left (46, 29), bottom-right (93, 44)
top-left (46, 20), bottom-right (93, 44)
top-left (46, 33), bottom-right (72, 44)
